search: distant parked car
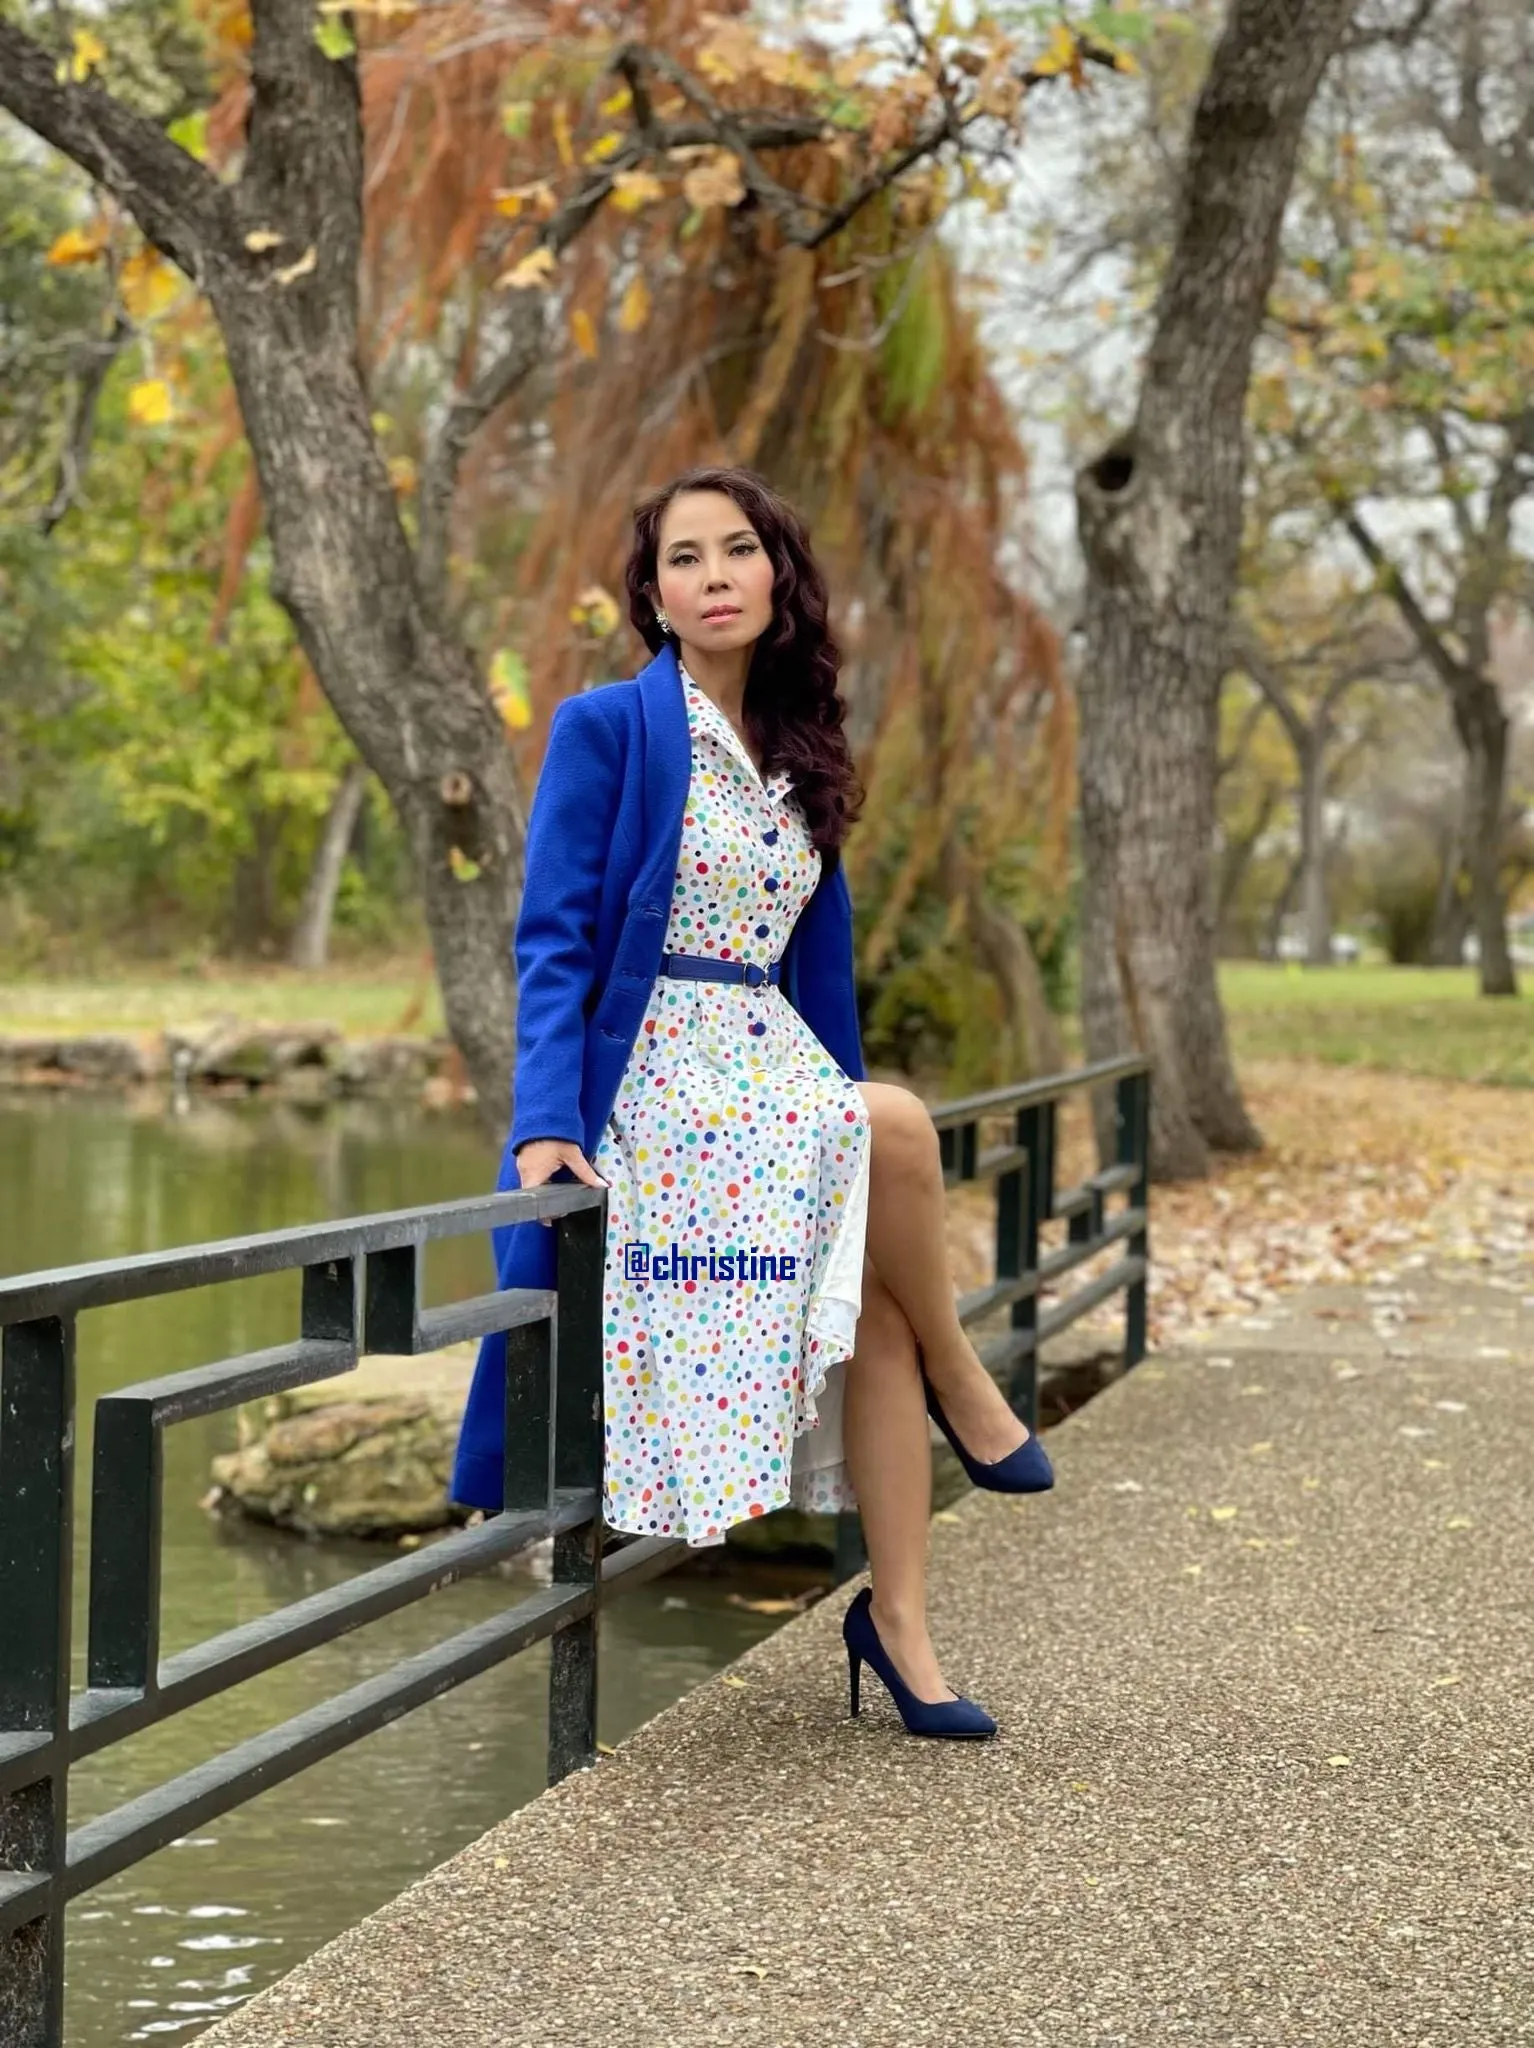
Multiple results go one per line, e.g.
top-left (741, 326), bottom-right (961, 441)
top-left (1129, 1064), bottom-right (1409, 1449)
top-left (1274, 929), bottom-right (1361, 963)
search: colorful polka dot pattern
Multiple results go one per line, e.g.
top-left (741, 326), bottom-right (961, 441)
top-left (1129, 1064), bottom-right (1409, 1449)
top-left (592, 664), bottom-right (870, 1548)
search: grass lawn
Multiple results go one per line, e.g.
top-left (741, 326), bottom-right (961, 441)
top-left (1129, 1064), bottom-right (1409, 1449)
top-left (2, 959), bottom-right (1529, 1091)
top-left (1220, 962), bottom-right (1534, 1089)
top-left (0, 965), bottom-right (445, 1038)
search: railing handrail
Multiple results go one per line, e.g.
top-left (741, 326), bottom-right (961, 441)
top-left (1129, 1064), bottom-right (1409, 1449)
top-left (928, 1052), bottom-right (1148, 1127)
top-left (0, 1055), bottom-right (1152, 2046)
top-left (0, 1182), bottom-right (601, 1321)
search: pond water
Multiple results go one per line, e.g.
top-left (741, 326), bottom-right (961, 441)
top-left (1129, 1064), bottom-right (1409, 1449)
top-left (0, 1089), bottom-right (811, 2047)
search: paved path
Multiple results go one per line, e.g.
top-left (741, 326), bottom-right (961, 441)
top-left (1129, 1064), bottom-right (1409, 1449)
top-left (202, 1260), bottom-right (1534, 2048)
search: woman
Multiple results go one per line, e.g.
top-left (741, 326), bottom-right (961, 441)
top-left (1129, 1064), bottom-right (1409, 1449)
top-left (451, 465), bottom-right (1053, 1739)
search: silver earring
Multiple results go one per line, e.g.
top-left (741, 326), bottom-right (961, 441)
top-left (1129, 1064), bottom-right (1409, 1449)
top-left (655, 608), bottom-right (672, 633)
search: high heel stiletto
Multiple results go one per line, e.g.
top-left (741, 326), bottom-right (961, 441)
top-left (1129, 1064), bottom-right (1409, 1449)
top-left (918, 1345), bottom-right (1055, 1495)
top-left (841, 1587), bottom-right (997, 1739)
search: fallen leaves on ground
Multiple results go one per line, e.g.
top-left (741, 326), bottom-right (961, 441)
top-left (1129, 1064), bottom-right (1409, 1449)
top-left (942, 1060), bottom-right (1533, 1355)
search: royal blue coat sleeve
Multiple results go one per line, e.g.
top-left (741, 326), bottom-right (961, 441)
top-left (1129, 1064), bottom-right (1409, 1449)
top-left (507, 695), bottom-right (622, 1152)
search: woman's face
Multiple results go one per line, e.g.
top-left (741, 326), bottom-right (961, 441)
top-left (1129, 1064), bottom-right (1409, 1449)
top-left (652, 491), bottom-right (775, 657)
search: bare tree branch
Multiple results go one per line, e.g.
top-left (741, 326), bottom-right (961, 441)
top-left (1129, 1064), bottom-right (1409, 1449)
top-left (415, 33), bottom-right (1099, 605)
top-left (1341, 0), bottom-right (1440, 56)
top-left (40, 312), bottom-right (132, 534)
top-left (0, 22), bottom-right (230, 282)
top-left (1336, 499), bottom-right (1464, 694)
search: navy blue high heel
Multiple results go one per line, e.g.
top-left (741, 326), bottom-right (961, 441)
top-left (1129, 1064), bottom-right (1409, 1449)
top-left (842, 1587), bottom-right (997, 1739)
top-left (918, 1346), bottom-right (1055, 1494)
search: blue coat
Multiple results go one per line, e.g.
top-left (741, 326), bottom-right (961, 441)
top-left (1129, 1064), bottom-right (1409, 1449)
top-left (450, 637), bottom-right (866, 1511)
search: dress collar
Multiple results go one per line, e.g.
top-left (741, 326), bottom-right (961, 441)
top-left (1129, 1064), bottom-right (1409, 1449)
top-left (679, 658), bottom-right (793, 798)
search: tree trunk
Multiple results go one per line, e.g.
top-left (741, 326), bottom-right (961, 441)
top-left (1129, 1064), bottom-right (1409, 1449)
top-left (1298, 734), bottom-right (1332, 967)
top-left (936, 835), bottom-right (1066, 1077)
top-left (0, 11), bottom-right (530, 1131)
top-left (227, 806), bottom-right (286, 956)
top-left (203, 18), bottom-right (527, 1124)
top-left (1458, 684), bottom-right (1518, 995)
top-left (1266, 851), bottom-right (1302, 961)
top-left (290, 757), bottom-right (368, 970)
top-left (1428, 813), bottom-right (1466, 965)
top-left (1216, 783), bottom-right (1279, 946)
top-left (966, 888), bottom-right (1067, 1080)
top-left (1073, 0), bottom-right (1355, 1180)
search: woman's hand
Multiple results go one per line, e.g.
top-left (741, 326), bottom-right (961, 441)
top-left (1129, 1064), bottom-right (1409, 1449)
top-left (514, 1139), bottom-right (609, 1227)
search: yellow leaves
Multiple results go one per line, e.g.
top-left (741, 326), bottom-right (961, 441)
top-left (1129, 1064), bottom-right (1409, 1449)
top-left (681, 150), bottom-right (746, 212)
top-left (720, 1673), bottom-right (749, 1688)
top-left (583, 132), bottom-right (624, 165)
top-left (697, 17), bottom-right (761, 85)
top-left (494, 181), bottom-right (556, 220)
top-left (274, 245), bottom-right (318, 286)
top-left (609, 170), bottom-right (664, 215)
top-left (448, 846), bottom-right (482, 883)
top-left (569, 308), bottom-right (598, 360)
top-left (1208, 1505), bottom-right (1240, 1522)
top-left (57, 26), bottom-right (106, 83)
top-left (1030, 21), bottom-right (1081, 81)
top-left (127, 379), bottom-right (175, 427)
top-left (499, 246), bottom-right (556, 292)
top-left (617, 272), bottom-right (652, 333)
top-left (600, 84), bottom-right (632, 118)
top-left (387, 454), bottom-right (417, 496)
top-left (167, 110), bottom-right (209, 161)
top-left (1324, 1755), bottom-right (1352, 1769)
top-left (313, 14), bottom-right (356, 61)
top-left (552, 101), bottom-right (574, 168)
top-left (1444, 1516), bottom-right (1474, 1531)
top-left (244, 229), bottom-right (284, 254)
top-left (46, 223), bottom-right (109, 267)
top-left (488, 648), bottom-right (531, 730)
top-left (569, 585), bottom-right (621, 638)
top-left (119, 249), bottom-right (181, 322)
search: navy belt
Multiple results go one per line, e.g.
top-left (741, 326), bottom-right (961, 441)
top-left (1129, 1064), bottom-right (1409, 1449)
top-left (660, 951), bottom-right (781, 989)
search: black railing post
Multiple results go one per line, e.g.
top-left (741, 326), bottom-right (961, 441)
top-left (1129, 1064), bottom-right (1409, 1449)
top-left (1116, 1070), bottom-right (1151, 1368)
top-left (546, 1198), bottom-right (607, 1786)
top-left (0, 1317), bottom-right (74, 2048)
top-left (1009, 1103), bottom-right (1051, 1424)
top-left (999, 1110), bottom-right (1035, 1431)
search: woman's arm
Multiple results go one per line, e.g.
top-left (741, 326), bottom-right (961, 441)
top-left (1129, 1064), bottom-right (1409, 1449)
top-left (507, 694), bottom-right (623, 1151)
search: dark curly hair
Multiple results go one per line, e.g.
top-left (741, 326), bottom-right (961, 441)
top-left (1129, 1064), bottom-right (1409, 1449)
top-left (624, 465), bottom-right (865, 873)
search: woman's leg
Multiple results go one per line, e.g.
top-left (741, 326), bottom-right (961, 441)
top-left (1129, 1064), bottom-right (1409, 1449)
top-left (858, 1081), bottom-right (1031, 1464)
top-left (841, 1253), bottom-right (954, 1703)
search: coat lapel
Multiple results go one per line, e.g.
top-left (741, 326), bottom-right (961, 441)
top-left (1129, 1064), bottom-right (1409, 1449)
top-left (634, 638), bottom-right (691, 917)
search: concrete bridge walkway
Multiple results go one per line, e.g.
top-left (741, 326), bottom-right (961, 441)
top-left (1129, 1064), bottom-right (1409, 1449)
top-left (203, 1261), bottom-right (1534, 2048)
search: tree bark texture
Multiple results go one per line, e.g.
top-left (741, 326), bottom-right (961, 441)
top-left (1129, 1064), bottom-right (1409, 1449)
top-left (1072, 0), bottom-right (1357, 1179)
top-left (1453, 680), bottom-right (1518, 994)
top-left (290, 757), bottom-right (369, 970)
top-left (0, 6), bottom-right (527, 1126)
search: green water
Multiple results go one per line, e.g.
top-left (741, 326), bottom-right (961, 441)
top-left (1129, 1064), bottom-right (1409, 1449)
top-left (0, 1090), bottom-right (804, 2046)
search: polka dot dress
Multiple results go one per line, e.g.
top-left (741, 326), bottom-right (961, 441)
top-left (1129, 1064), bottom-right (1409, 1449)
top-left (591, 661), bottom-right (871, 1548)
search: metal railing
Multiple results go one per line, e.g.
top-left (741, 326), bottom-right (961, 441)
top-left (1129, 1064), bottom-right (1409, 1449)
top-left (0, 1055), bottom-right (1150, 2046)
top-left (831, 1053), bottom-right (1152, 1574)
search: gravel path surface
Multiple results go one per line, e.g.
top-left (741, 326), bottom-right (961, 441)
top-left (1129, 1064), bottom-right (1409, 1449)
top-left (200, 1261), bottom-right (1534, 2048)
